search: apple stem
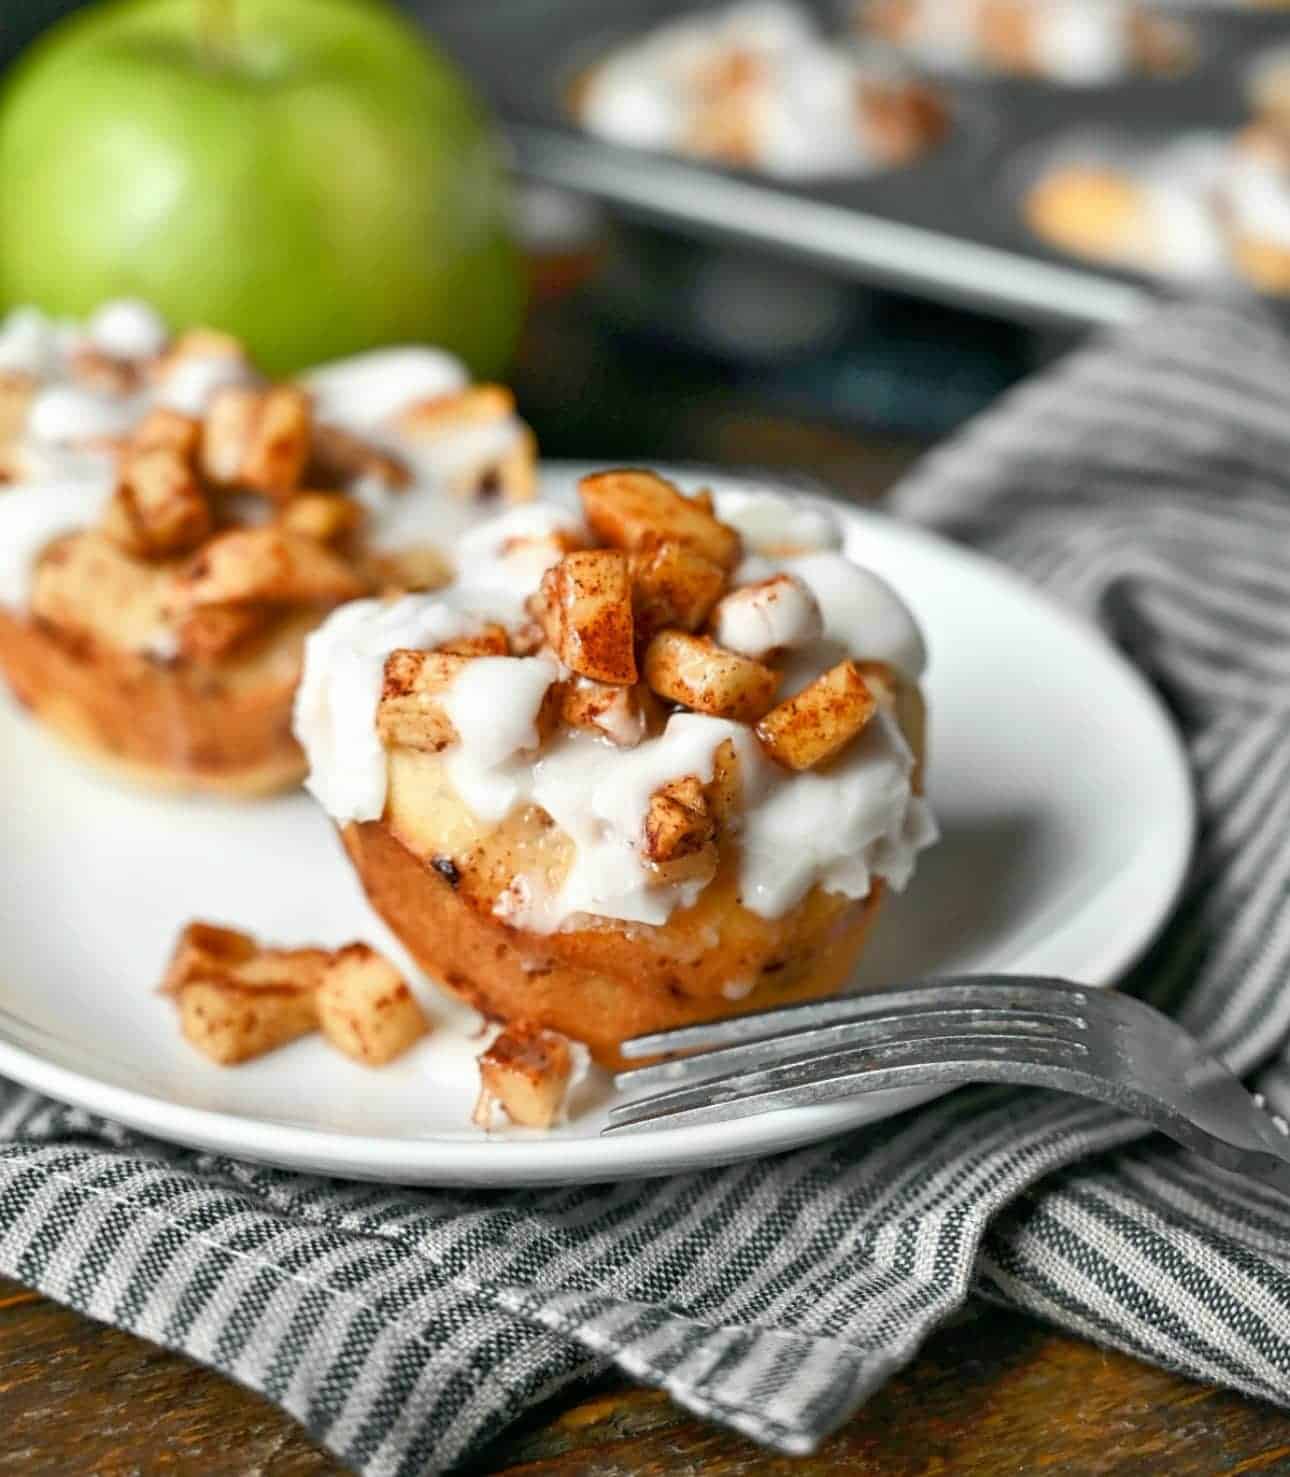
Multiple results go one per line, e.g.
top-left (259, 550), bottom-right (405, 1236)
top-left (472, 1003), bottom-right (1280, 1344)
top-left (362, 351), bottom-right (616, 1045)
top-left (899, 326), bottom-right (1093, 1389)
top-left (198, 0), bottom-right (236, 66)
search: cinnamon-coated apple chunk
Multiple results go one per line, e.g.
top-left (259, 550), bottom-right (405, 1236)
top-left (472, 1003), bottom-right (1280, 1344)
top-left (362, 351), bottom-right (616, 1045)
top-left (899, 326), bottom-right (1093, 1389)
top-left (643, 629), bottom-right (780, 721)
top-left (534, 549), bottom-right (637, 685)
top-left (755, 660), bottom-right (878, 770)
top-left (474, 1025), bottom-right (575, 1129)
top-left (316, 944), bottom-right (428, 1066)
top-left (161, 922), bottom-right (328, 1066)
top-left (579, 469), bottom-right (741, 571)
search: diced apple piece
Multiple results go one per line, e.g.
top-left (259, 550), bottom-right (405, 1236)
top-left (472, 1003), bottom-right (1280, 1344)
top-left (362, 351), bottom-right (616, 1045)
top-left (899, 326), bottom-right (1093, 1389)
top-left (175, 527), bottom-right (366, 607)
top-left (391, 386), bottom-right (536, 503)
top-left (755, 659), bottom-right (877, 771)
top-left (391, 383), bottom-right (515, 436)
top-left (103, 444), bottom-right (212, 559)
top-left (162, 921), bottom-right (258, 990)
top-left (559, 677), bottom-right (658, 746)
top-left (307, 422), bottom-right (411, 490)
top-left (277, 492), bottom-right (364, 545)
top-left (643, 774), bottom-right (715, 863)
top-left (536, 550), bottom-right (637, 685)
top-left (174, 982), bottom-right (318, 1067)
top-left (316, 944), bottom-right (429, 1066)
top-left (161, 921), bottom-right (327, 1066)
top-left (376, 649), bottom-right (467, 752)
top-left (201, 384), bottom-right (312, 498)
top-left (705, 737), bottom-right (743, 828)
top-left (30, 532), bottom-right (173, 654)
top-left (630, 540), bottom-right (727, 639)
top-left (643, 630), bottom-right (779, 722)
top-left (435, 624), bottom-right (510, 658)
top-left (132, 407), bottom-right (202, 457)
top-left (174, 602), bottom-right (270, 662)
top-left (579, 469), bottom-right (741, 570)
top-left (473, 1025), bottom-right (575, 1129)
top-left (365, 543), bottom-right (454, 595)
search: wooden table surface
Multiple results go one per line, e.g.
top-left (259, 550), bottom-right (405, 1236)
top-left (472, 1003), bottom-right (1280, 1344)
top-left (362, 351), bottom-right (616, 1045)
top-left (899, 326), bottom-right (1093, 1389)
top-left (4, 1274), bottom-right (1290, 1475)
top-left (4, 286), bottom-right (1285, 1473)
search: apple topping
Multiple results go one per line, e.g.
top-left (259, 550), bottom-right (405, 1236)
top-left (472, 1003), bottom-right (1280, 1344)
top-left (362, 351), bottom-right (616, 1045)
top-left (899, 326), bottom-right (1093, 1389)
top-left (308, 422), bottom-right (411, 491)
top-left (534, 549), bottom-right (638, 685)
top-left (102, 439), bottom-right (212, 560)
top-left (473, 1024), bottom-right (575, 1130)
top-left (755, 659), bottom-right (878, 771)
top-left (376, 649), bottom-right (469, 753)
top-left (173, 527), bottom-right (367, 608)
top-left (68, 343), bottom-right (147, 397)
top-left (30, 531), bottom-right (174, 655)
top-left (201, 384), bottom-right (312, 499)
top-left (159, 328), bottom-right (249, 371)
top-left (364, 544), bottom-right (455, 596)
top-left (276, 491), bottom-right (365, 546)
top-left (559, 676), bottom-right (659, 747)
top-left (316, 943), bottom-right (429, 1066)
top-left (391, 384), bottom-right (537, 503)
top-left (642, 629), bottom-right (780, 722)
top-left (132, 407), bottom-right (203, 455)
top-left (161, 922), bottom-right (329, 1067)
top-left (173, 602), bottom-right (270, 662)
top-left (0, 372), bottom-right (35, 478)
top-left (705, 736), bottom-right (743, 828)
top-left (162, 922), bottom-right (427, 1069)
top-left (579, 468), bottom-right (742, 571)
top-left (393, 383), bottom-right (516, 436)
top-left (629, 539), bottom-right (728, 639)
top-left (434, 624), bottom-right (511, 658)
top-left (644, 774), bottom-right (716, 865)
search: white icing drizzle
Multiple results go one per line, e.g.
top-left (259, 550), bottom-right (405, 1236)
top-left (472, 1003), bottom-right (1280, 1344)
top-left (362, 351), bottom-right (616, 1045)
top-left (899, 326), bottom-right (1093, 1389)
top-left (26, 384), bottom-right (145, 445)
top-left (712, 573), bottom-right (822, 659)
top-left (296, 491), bottom-right (937, 933)
top-left (0, 306), bottom-right (70, 378)
top-left (443, 654), bottom-right (563, 823)
top-left (303, 347), bottom-right (468, 431)
top-left (892, 0), bottom-right (1138, 83)
top-left (711, 487), bottom-right (842, 554)
top-left (85, 299), bottom-right (168, 360)
top-left (302, 346), bottom-right (527, 515)
top-left (452, 502), bottom-right (587, 613)
top-left (0, 482), bottom-right (113, 609)
top-left (763, 550), bottom-right (929, 681)
top-left (0, 300), bottom-right (534, 608)
top-left (1031, 2), bottom-right (1132, 86)
top-left (515, 715), bottom-right (761, 928)
top-left (295, 593), bottom-right (492, 825)
top-left (578, 0), bottom-right (919, 178)
top-left (396, 418), bottom-right (526, 489)
top-left (1224, 150), bottom-right (1290, 250)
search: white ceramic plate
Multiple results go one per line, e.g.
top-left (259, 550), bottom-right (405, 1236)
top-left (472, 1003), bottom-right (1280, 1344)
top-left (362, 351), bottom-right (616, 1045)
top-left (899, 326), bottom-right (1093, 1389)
top-left (0, 468), bottom-right (1193, 1185)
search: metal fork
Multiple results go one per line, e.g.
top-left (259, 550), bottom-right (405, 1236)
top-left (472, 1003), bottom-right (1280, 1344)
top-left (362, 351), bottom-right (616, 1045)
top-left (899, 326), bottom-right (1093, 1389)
top-left (604, 977), bottom-right (1290, 1193)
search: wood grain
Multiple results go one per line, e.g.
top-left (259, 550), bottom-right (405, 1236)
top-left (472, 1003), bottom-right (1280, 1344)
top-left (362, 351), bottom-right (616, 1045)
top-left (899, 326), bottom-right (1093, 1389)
top-left (2, 1276), bottom-right (1289, 1475)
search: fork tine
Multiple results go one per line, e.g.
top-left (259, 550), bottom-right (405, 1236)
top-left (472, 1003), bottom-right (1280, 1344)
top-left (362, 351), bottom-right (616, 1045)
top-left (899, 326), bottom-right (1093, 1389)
top-left (615, 1004), bottom-right (1089, 1095)
top-left (605, 1030), bottom-right (1093, 1134)
top-left (617, 976), bottom-right (1091, 1059)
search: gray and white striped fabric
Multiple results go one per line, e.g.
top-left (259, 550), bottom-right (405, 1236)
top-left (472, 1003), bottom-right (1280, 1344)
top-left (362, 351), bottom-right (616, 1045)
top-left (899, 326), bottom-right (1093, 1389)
top-left (3, 298), bottom-right (1290, 1475)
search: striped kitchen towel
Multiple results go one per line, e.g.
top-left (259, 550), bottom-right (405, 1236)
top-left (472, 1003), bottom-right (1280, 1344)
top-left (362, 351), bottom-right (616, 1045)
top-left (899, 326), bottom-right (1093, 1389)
top-left (3, 296), bottom-right (1290, 1474)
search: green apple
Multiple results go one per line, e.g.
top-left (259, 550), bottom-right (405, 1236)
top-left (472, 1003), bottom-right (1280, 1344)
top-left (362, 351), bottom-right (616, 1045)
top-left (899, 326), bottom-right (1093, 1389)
top-left (0, 0), bottom-right (524, 376)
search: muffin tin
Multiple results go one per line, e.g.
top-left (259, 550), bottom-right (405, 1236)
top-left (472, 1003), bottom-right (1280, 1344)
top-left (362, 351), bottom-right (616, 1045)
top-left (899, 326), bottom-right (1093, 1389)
top-left (421, 0), bottom-right (1290, 329)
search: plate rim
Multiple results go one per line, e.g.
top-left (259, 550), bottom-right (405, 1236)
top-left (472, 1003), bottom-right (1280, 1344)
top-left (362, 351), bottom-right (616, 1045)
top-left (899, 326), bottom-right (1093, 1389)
top-left (0, 472), bottom-right (1195, 1184)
